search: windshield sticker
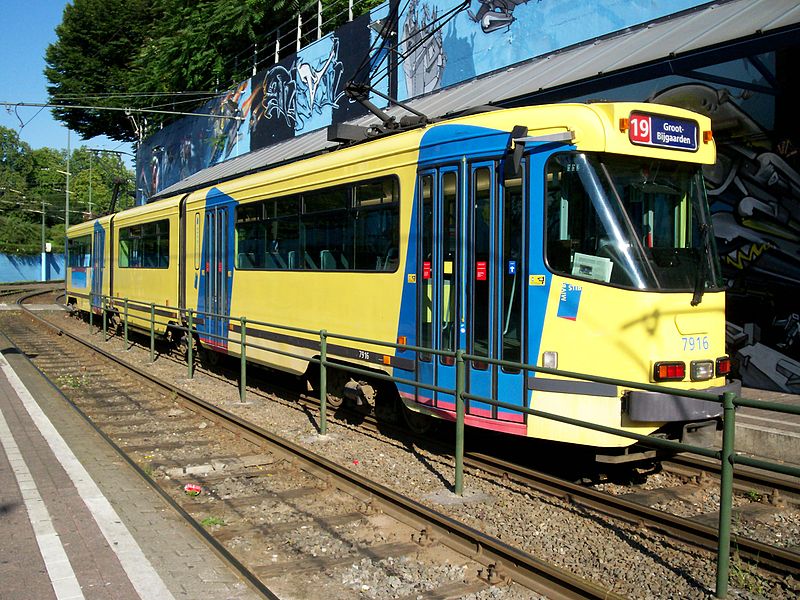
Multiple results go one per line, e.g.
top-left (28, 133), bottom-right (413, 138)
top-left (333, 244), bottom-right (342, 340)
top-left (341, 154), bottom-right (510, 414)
top-left (629, 112), bottom-right (698, 152)
top-left (557, 283), bottom-right (582, 321)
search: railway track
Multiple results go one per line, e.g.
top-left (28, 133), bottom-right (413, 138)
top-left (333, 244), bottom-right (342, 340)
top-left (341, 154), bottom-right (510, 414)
top-left (192, 336), bottom-right (800, 578)
top-left (12, 291), bottom-right (800, 595)
top-left (1, 293), bottom-right (620, 599)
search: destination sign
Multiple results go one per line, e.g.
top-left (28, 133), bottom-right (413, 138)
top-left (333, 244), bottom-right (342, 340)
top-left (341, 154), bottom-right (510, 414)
top-left (628, 112), bottom-right (698, 152)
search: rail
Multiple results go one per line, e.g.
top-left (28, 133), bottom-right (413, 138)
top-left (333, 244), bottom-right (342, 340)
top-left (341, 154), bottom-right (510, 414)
top-left (83, 291), bottom-right (800, 599)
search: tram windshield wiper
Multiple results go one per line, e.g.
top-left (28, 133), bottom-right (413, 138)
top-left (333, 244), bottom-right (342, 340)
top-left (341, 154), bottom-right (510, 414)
top-left (691, 222), bottom-right (710, 306)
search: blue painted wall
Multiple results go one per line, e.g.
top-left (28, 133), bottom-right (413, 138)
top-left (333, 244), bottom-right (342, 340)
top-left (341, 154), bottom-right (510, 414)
top-left (0, 254), bottom-right (65, 284)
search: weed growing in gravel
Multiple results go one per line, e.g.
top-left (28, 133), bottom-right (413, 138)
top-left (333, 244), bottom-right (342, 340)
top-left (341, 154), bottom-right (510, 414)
top-left (57, 373), bottom-right (87, 389)
top-left (745, 489), bottom-right (763, 502)
top-left (730, 556), bottom-right (765, 595)
top-left (201, 516), bottom-right (225, 527)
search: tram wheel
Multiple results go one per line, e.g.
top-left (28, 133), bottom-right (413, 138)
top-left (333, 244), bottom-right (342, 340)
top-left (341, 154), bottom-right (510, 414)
top-left (323, 367), bottom-right (349, 408)
top-left (180, 332), bottom-right (199, 363)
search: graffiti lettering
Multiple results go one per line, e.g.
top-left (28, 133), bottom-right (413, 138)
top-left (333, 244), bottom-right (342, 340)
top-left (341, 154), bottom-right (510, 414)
top-left (264, 66), bottom-right (297, 128)
top-left (295, 38), bottom-right (345, 129)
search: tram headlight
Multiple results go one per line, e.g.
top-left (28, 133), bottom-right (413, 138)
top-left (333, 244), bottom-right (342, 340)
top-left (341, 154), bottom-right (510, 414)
top-left (542, 351), bottom-right (558, 369)
top-left (690, 360), bottom-right (714, 381)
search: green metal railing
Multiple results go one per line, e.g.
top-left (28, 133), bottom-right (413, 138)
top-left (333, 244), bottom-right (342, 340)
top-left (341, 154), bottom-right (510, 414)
top-left (90, 293), bottom-right (800, 598)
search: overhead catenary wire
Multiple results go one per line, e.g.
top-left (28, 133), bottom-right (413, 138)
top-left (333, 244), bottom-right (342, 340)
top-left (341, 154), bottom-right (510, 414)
top-left (52, 91), bottom-right (220, 100)
top-left (25, 1), bottom-right (463, 143)
top-left (3, 101), bottom-right (245, 121)
top-left (348, 0), bottom-right (409, 89)
top-left (367, 0), bottom-right (469, 92)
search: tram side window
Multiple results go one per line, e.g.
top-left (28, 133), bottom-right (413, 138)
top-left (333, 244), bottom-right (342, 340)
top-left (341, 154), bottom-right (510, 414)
top-left (302, 186), bottom-right (350, 270)
top-left (118, 220), bottom-right (170, 268)
top-left (68, 235), bottom-right (91, 268)
top-left (235, 203), bottom-right (266, 268)
top-left (234, 176), bottom-right (399, 272)
top-left (354, 177), bottom-right (399, 271)
top-left (235, 196), bottom-right (300, 269)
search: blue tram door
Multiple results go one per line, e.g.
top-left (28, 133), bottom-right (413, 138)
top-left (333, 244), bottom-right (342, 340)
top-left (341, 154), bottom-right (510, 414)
top-left (467, 161), bottom-right (527, 427)
top-left (200, 206), bottom-right (232, 349)
top-left (90, 225), bottom-right (105, 314)
top-left (416, 167), bottom-right (460, 410)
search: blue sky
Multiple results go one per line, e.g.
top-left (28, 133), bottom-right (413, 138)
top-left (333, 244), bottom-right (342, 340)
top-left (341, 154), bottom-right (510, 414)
top-left (0, 1), bottom-right (135, 166)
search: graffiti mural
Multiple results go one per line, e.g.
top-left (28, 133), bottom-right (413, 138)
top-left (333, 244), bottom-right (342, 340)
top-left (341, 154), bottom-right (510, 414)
top-left (264, 66), bottom-right (296, 127)
top-left (249, 57), bottom-right (296, 148)
top-left (295, 37), bottom-right (347, 131)
top-left (402, 0), bottom-right (446, 97)
top-left (138, 13), bottom-right (375, 200)
top-left (139, 0), bottom-right (711, 197)
top-left (396, 0), bottom-right (708, 100)
top-left (646, 78), bottom-right (800, 393)
top-left (209, 81), bottom-right (252, 165)
top-left (468, 0), bottom-right (532, 34)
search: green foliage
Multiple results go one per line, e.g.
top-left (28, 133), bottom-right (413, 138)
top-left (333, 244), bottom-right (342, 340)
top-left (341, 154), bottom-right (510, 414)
top-left (45, 0), bottom-right (155, 141)
top-left (0, 125), bottom-right (134, 255)
top-left (44, 0), bottom-right (383, 141)
top-left (730, 556), bottom-right (765, 595)
top-left (46, 0), bottom-right (301, 140)
top-left (0, 214), bottom-right (41, 254)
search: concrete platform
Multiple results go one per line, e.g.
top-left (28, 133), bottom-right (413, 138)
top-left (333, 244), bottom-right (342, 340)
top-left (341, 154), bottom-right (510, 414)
top-left (0, 304), bottom-right (66, 311)
top-left (732, 387), bottom-right (800, 467)
top-left (0, 332), bottom-right (261, 600)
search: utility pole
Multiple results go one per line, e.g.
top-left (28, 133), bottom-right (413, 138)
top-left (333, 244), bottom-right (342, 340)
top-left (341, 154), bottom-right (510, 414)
top-left (65, 129), bottom-right (71, 289)
top-left (41, 196), bottom-right (46, 282)
top-left (65, 130), bottom-right (71, 232)
top-left (88, 151), bottom-right (93, 217)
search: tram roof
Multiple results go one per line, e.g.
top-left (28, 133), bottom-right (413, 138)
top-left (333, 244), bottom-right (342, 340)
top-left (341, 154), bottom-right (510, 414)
top-left (153, 0), bottom-right (800, 201)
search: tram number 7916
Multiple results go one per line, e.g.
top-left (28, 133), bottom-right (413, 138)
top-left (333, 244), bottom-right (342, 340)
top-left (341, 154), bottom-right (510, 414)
top-left (682, 335), bottom-right (709, 352)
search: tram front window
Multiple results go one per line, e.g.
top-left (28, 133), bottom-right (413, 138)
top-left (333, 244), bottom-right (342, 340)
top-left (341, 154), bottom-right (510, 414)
top-left (545, 152), bottom-right (721, 293)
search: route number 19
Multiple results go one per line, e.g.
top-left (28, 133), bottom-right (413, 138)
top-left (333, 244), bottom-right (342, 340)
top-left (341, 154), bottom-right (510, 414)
top-left (629, 114), bottom-right (651, 144)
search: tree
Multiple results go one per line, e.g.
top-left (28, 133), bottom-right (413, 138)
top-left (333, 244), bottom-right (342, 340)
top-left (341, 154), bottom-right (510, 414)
top-left (0, 213), bottom-right (41, 254)
top-left (45, 0), bottom-right (155, 141)
top-left (0, 126), bottom-right (134, 254)
top-left (0, 127), bottom-right (33, 193)
top-left (45, 0), bottom-right (385, 142)
top-left (46, 0), bottom-right (300, 141)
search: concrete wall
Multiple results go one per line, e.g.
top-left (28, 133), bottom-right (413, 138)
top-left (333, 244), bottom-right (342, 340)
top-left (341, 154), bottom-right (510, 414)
top-left (0, 253), bottom-right (65, 284)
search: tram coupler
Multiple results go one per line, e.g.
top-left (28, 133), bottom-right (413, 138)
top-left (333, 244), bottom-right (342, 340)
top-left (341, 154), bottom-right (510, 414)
top-left (343, 380), bottom-right (375, 407)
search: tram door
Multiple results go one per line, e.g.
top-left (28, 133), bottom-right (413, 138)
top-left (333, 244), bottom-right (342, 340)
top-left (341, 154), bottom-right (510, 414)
top-left (417, 167), bottom-right (460, 409)
top-left (90, 225), bottom-right (105, 313)
top-left (466, 162), bottom-right (527, 423)
top-left (200, 206), bottom-right (232, 349)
